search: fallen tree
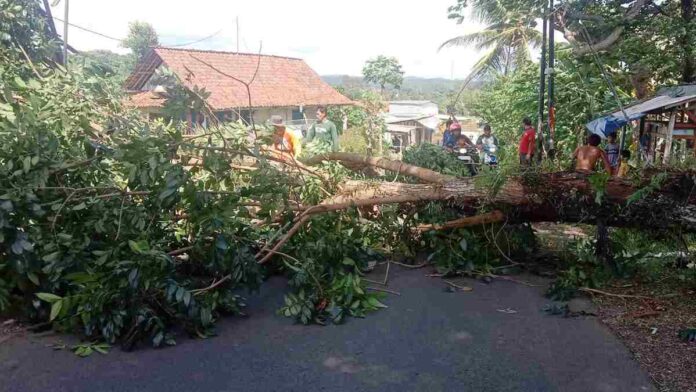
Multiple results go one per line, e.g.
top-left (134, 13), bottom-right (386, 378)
top-left (3, 3), bottom-right (694, 349)
top-left (254, 152), bottom-right (696, 265)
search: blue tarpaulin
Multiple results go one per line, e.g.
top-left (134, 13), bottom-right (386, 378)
top-left (586, 85), bottom-right (696, 138)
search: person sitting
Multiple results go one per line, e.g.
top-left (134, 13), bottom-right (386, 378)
top-left (617, 149), bottom-right (631, 178)
top-left (269, 115), bottom-right (301, 158)
top-left (476, 124), bottom-right (499, 166)
top-left (572, 134), bottom-right (611, 174)
top-left (444, 122), bottom-right (474, 151)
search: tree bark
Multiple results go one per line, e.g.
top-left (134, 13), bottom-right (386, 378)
top-left (318, 172), bottom-right (696, 232)
top-left (304, 152), bottom-right (457, 184)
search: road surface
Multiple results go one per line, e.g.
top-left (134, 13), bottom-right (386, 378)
top-left (0, 266), bottom-right (653, 392)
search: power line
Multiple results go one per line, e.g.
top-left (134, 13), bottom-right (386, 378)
top-left (52, 16), bottom-right (221, 48)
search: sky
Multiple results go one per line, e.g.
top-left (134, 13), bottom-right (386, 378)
top-left (49, 0), bottom-right (485, 79)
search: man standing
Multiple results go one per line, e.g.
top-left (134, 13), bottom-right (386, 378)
top-left (518, 117), bottom-right (536, 166)
top-left (270, 115), bottom-right (301, 158)
top-left (476, 124), bottom-right (499, 165)
top-left (305, 106), bottom-right (339, 152)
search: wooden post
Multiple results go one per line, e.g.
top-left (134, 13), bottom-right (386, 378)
top-left (638, 117), bottom-right (645, 163)
top-left (62, 0), bottom-right (69, 67)
top-left (663, 110), bottom-right (677, 164)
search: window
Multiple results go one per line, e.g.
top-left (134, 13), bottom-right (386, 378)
top-left (240, 110), bottom-right (253, 125)
top-left (292, 109), bottom-right (304, 121)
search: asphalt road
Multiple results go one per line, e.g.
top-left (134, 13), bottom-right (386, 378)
top-left (0, 266), bottom-right (654, 392)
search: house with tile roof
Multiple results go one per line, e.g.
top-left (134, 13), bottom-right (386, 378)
top-left (124, 47), bottom-right (353, 130)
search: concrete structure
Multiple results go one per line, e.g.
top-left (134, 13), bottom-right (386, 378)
top-left (385, 101), bottom-right (440, 150)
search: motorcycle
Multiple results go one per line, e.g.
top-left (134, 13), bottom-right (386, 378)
top-left (454, 146), bottom-right (479, 176)
top-left (482, 144), bottom-right (498, 166)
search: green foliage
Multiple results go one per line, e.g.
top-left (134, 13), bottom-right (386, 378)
top-left (279, 210), bottom-right (389, 324)
top-left (442, 0), bottom-right (543, 78)
top-left (72, 342), bottom-right (111, 357)
top-left (362, 55), bottom-right (404, 94)
top-left (402, 143), bottom-right (472, 177)
top-left (0, 10), bottom-right (392, 346)
top-left (121, 21), bottom-right (159, 61)
top-left (465, 53), bottom-right (633, 159)
top-left (328, 90), bottom-right (387, 156)
top-left (71, 50), bottom-right (135, 84)
top-left (0, 0), bottom-right (61, 62)
top-left (627, 172), bottom-right (669, 205)
top-left (587, 172), bottom-right (610, 205)
top-left (548, 228), bottom-right (690, 300)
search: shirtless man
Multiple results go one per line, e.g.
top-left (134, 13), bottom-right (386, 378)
top-left (572, 134), bottom-right (612, 174)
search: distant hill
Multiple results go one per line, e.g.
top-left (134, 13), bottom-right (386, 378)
top-left (321, 75), bottom-right (483, 93)
top-left (322, 75), bottom-right (484, 114)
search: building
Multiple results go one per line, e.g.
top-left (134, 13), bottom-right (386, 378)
top-left (124, 47), bottom-right (353, 130)
top-left (587, 84), bottom-right (696, 164)
top-left (385, 101), bottom-right (440, 150)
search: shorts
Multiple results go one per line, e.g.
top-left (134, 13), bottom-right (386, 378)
top-left (519, 153), bottom-right (533, 166)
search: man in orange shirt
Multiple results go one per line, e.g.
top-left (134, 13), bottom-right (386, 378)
top-left (518, 117), bottom-right (536, 166)
top-left (270, 115), bottom-right (301, 158)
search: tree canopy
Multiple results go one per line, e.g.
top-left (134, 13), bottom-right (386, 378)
top-left (121, 21), bottom-right (159, 61)
top-left (362, 55), bottom-right (405, 95)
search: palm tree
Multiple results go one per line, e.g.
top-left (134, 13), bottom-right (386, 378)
top-left (441, 1), bottom-right (543, 79)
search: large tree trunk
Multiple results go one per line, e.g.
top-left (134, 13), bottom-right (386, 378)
top-left (328, 173), bottom-right (696, 232)
top-left (257, 154), bottom-right (696, 263)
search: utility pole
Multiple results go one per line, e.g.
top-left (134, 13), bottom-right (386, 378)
top-left (62, 0), bottom-right (69, 67)
top-left (536, 3), bottom-right (548, 162)
top-left (546, 0), bottom-right (556, 157)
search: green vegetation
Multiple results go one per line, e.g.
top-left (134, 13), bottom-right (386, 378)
top-left (362, 55), bottom-right (405, 96)
top-left (121, 21), bottom-right (159, 61)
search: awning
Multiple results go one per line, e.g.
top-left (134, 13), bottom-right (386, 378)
top-left (386, 124), bottom-right (417, 134)
top-left (586, 93), bottom-right (696, 138)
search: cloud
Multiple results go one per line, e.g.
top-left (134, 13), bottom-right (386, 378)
top-left (52, 0), bottom-right (484, 78)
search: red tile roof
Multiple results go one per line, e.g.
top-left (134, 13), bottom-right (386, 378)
top-left (124, 47), bottom-right (353, 110)
top-left (124, 91), bottom-right (166, 109)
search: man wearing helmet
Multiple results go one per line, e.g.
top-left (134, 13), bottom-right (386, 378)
top-left (442, 121), bottom-right (473, 152)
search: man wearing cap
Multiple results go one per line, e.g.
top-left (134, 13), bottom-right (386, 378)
top-left (270, 115), bottom-right (301, 158)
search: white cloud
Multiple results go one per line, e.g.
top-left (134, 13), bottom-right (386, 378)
top-left (51, 0), bottom-right (484, 78)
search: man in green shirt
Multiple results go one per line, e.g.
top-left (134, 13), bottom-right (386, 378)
top-left (305, 106), bottom-right (339, 152)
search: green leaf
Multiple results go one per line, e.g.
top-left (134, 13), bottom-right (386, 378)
top-left (128, 240), bottom-right (150, 254)
top-left (27, 272), bottom-right (40, 285)
top-left (72, 202), bottom-right (87, 211)
top-left (49, 300), bottom-right (63, 321)
top-left (13, 76), bottom-right (27, 89)
top-left (36, 292), bottom-right (62, 303)
top-left (342, 257), bottom-right (355, 266)
top-left (22, 156), bottom-right (31, 173)
top-left (459, 238), bottom-right (468, 252)
top-left (367, 297), bottom-right (387, 309)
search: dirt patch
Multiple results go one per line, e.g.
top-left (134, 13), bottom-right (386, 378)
top-left (0, 317), bottom-right (24, 345)
top-left (591, 281), bottom-right (696, 392)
